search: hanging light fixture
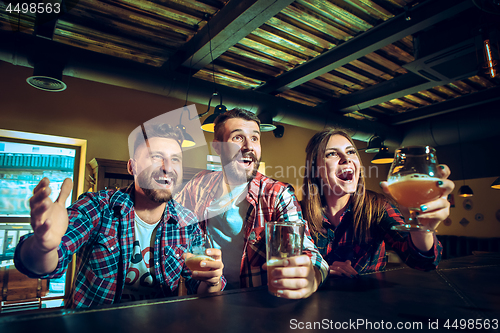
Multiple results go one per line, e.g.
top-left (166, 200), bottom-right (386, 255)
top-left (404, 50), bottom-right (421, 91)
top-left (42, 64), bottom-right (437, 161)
top-left (363, 135), bottom-right (384, 153)
top-left (456, 119), bottom-right (473, 197)
top-left (371, 146), bottom-right (394, 164)
top-left (458, 185), bottom-right (474, 197)
top-left (26, 58), bottom-right (67, 92)
top-left (174, 106), bottom-right (198, 148)
top-left (27, 6), bottom-right (67, 92)
top-left (201, 92), bottom-right (227, 133)
top-left (491, 176), bottom-right (500, 189)
top-left (176, 124), bottom-right (196, 148)
top-left (473, 2), bottom-right (500, 77)
top-left (483, 38), bottom-right (499, 78)
top-left (200, 18), bottom-right (227, 133)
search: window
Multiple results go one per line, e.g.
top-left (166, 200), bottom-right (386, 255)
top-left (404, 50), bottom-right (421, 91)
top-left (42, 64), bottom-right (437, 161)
top-left (0, 129), bottom-right (86, 311)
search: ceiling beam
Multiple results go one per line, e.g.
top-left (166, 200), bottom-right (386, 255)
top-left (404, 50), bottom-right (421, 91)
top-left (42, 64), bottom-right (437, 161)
top-left (321, 72), bottom-right (429, 112)
top-left (390, 86), bottom-right (500, 125)
top-left (0, 29), bottom-right (401, 146)
top-left (256, 0), bottom-right (475, 94)
top-left (318, 69), bottom-right (496, 114)
top-left (163, 0), bottom-right (295, 72)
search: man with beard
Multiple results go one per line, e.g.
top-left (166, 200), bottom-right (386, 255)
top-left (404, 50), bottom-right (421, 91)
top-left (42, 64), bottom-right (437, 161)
top-left (14, 124), bottom-right (224, 308)
top-left (177, 109), bottom-right (328, 298)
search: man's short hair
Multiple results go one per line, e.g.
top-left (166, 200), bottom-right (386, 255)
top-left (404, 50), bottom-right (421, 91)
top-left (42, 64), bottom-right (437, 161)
top-left (213, 108), bottom-right (261, 141)
top-left (132, 123), bottom-right (184, 157)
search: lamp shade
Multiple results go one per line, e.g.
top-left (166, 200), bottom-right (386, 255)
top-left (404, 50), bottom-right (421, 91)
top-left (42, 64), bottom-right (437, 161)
top-left (371, 146), bottom-right (394, 164)
top-left (260, 123), bottom-right (277, 132)
top-left (176, 124), bottom-right (196, 148)
top-left (201, 105), bottom-right (227, 133)
top-left (257, 112), bottom-right (277, 132)
top-left (201, 113), bottom-right (218, 133)
top-left (363, 136), bottom-right (384, 153)
top-left (26, 61), bottom-right (67, 92)
top-left (491, 177), bottom-right (500, 190)
top-left (458, 185), bottom-right (474, 197)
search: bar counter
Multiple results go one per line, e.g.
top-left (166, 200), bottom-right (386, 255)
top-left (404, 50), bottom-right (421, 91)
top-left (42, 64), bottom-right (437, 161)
top-left (1, 253), bottom-right (499, 333)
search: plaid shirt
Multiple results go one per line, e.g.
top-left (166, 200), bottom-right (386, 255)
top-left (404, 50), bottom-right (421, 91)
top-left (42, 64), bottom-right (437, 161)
top-left (15, 184), bottom-right (210, 308)
top-left (176, 170), bottom-right (329, 288)
top-left (313, 201), bottom-right (442, 274)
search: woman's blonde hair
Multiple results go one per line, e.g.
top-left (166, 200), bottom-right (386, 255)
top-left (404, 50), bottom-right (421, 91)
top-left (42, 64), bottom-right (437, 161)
top-left (301, 128), bottom-right (387, 243)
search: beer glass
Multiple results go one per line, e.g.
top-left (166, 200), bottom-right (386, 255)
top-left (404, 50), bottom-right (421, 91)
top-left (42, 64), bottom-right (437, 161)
top-left (185, 233), bottom-right (215, 272)
top-left (387, 146), bottom-right (443, 232)
top-left (265, 220), bottom-right (305, 297)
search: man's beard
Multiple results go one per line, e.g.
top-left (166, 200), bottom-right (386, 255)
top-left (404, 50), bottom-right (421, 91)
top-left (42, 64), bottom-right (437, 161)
top-left (221, 150), bottom-right (260, 184)
top-left (136, 168), bottom-right (179, 203)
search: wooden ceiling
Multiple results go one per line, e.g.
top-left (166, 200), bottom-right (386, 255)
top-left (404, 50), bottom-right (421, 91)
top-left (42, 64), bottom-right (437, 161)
top-left (1, 0), bottom-right (499, 130)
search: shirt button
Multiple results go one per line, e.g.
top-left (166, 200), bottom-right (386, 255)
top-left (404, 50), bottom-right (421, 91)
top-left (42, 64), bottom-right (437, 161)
top-left (155, 262), bottom-right (159, 266)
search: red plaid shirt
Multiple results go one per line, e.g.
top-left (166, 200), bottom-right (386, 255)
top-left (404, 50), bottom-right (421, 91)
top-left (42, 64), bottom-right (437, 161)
top-left (176, 170), bottom-right (329, 288)
top-left (314, 201), bottom-right (442, 273)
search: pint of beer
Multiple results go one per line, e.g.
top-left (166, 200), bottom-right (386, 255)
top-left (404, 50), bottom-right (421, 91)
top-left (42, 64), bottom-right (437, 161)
top-left (265, 220), bottom-right (305, 296)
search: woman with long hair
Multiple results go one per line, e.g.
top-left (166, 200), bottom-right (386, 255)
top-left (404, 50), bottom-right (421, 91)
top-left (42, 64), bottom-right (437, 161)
top-left (301, 128), bottom-right (454, 277)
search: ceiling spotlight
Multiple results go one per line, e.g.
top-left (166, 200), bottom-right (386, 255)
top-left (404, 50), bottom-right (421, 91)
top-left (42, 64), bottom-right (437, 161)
top-left (257, 112), bottom-right (277, 132)
top-left (26, 60), bottom-right (66, 92)
top-left (273, 125), bottom-right (284, 138)
top-left (363, 136), bottom-right (384, 153)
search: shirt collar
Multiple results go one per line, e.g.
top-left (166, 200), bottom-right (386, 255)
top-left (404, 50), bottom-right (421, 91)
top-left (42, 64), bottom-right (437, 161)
top-left (322, 201), bottom-right (353, 226)
top-left (247, 171), bottom-right (265, 201)
top-left (109, 183), bottom-right (135, 216)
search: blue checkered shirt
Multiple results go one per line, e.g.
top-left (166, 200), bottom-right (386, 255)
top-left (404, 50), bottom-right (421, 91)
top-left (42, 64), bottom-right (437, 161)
top-left (15, 184), bottom-right (209, 308)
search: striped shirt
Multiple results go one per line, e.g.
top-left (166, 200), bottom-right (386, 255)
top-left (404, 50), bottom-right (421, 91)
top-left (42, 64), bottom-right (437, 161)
top-left (313, 202), bottom-right (442, 274)
top-left (176, 170), bottom-right (329, 288)
top-left (15, 184), bottom-right (209, 308)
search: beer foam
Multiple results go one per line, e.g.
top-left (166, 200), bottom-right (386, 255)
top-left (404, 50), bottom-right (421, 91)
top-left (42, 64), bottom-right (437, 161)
top-left (387, 174), bottom-right (440, 185)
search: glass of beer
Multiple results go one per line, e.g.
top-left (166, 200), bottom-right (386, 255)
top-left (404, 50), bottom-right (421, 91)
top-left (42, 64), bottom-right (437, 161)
top-left (387, 146), bottom-right (443, 232)
top-left (185, 234), bottom-right (215, 272)
top-left (265, 220), bottom-right (305, 297)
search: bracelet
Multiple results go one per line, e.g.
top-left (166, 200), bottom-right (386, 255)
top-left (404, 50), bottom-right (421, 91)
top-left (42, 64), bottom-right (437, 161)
top-left (204, 279), bottom-right (221, 288)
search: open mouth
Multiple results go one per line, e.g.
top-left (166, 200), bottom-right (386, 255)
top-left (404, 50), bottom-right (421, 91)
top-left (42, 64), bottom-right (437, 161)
top-left (236, 154), bottom-right (255, 168)
top-left (153, 175), bottom-right (173, 186)
top-left (336, 168), bottom-right (354, 182)
top-left (152, 172), bottom-right (176, 187)
top-left (238, 156), bottom-right (253, 167)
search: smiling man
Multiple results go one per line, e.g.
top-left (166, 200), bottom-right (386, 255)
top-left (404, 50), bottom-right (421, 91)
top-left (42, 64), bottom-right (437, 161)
top-left (14, 123), bottom-right (224, 308)
top-left (177, 108), bottom-right (328, 298)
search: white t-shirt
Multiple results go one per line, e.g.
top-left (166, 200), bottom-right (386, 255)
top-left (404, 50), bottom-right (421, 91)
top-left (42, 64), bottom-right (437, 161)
top-left (206, 182), bottom-right (249, 290)
top-left (121, 214), bottom-right (162, 302)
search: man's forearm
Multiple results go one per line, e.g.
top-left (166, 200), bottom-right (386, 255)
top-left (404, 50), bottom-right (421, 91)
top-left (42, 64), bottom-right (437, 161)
top-left (19, 236), bottom-right (59, 275)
